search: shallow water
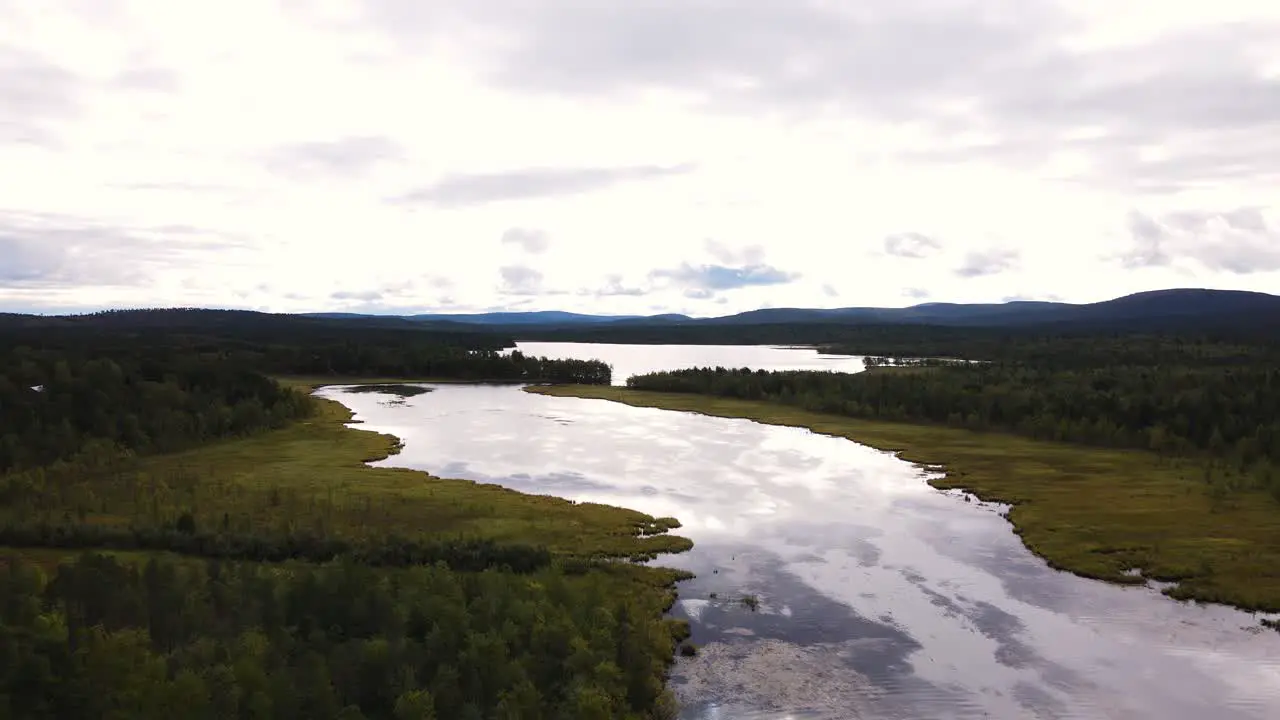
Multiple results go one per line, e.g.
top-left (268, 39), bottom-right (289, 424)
top-left (317, 347), bottom-right (1280, 719)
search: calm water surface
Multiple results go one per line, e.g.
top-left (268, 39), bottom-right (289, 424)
top-left (317, 344), bottom-right (1280, 719)
top-left (512, 341), bottom-right (867, 385)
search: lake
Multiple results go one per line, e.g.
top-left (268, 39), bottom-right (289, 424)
top-left (511, 341), bottom-right (868, 385)
top-left (316, 343), bottom-right (1280, 719)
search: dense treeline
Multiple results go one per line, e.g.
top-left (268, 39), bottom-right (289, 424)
top-left (0, 525), bottom-right (552, 573)
top-left (0, 349), bottom-right (315, 474)
top-left (826, 333), bottom-right (1280, 369)
top-left (626, 356), bottom-right (1280, 495)
top-left (258, 345), bottom-right (608, 384)
top-left (2, 314), bottom-right (608, 386)
top-left (0, 552), bottom-right (683, 719)
top-left (0, 323), bottom-right (608, 473)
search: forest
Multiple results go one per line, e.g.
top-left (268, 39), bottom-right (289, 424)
top-left (626, 333), bottom-right (1280, 498)
top-left (0, 321), bottom-right (608, 475)
top-left (0, 552), bottom-right (683, 719)
top-left (0, 311), bottom-right (607, 385)
top-left (0, 314), bottom-right (690, 719)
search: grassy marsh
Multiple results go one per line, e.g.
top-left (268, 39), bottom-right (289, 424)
top-left (527, 384), bottom-right (1280, 612)
top-left (4, 388), bottom-right (692, 564)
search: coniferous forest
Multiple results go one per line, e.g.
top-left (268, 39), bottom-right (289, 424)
top-left (0, 312), bottom-right (683, 720)
top-left (0, 552), bottom-right (680, 719)
top-left (0, 317), bottom-right (610, 474)
top-left (626, 333), bottom-right (1280, 498)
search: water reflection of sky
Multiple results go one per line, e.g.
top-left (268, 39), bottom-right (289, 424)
top-left (317, 376), bottom-right (1280, 720)
top-left (513, 341), bottom-right (867, 385)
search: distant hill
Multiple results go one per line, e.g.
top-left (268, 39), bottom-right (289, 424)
top-left (305, 288), bottom-right (1280, 331)
top-left (0, 308), bottom-right (507, 348)
top-left (303, 310), bottom-right (677, 325)
top-left (8, 289), bottom-right (1277, 344)
top-left (675, 290), bottom-right (1280, 328)
top-left (408, 311), bottom-right (652, 325)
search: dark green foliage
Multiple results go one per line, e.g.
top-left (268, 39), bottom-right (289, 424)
top-left (174, 512), bottom-right (197, 535)
top-left (0, 348), bottom-right (316, 474)
top-left (0, 552), bottom-right (681, 719)
top-left (628, 358), bottom-right (1280, 466)
top-left (0, 328), bottom-right (608, 474)
top-left (829, 332), bottom-right (1280, 368)
top-left (256, 344), bottom-right (607, 384)
top-left (626, 330), bottom-right (1280, 500)
top-left (344, 385), bottom-right (434, 397)
top-left (0, 315), bottom-right (680, 719)
top-left (0, 526), bottom-right (552, 572)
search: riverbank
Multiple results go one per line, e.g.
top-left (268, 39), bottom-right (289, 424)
top-left (144, 388), bottom-right (691, 560)
top-left (3, 386), bottom-right (689, 561)
top-left (2, 382), bottom-right (697, 717)
top-left (276, 375), bottom-right (528, 391)
top-left (527, 384), bottom-right (1280, 613)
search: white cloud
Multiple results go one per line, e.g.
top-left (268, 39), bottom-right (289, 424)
top-left (1118, 207), bottom-right (1280, 273)
top-left (956, 248), bottom-right (1021, 278)
top-left (1, 0), bottom-right (1278, 316)
top-left (884, 232), bottom-right (943, 259)
top-left (500, 227), bottom-right (551, 254)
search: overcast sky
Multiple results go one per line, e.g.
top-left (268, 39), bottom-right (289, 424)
top-left (2, 0), bottom-right (1279, 316)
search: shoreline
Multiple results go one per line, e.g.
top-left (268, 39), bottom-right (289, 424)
top-left (4, 381), bottom-right (694, 568)
top-left (309, 382), bottom-right (699, 683)
top-left (525, 384), bottom-right (1280, 615)
top-left (277, 375), bottom-right (533, 392)
top-left (0, 381), bottom-right (699, 718)
top-left (307, 385), bottom-right (694, 559)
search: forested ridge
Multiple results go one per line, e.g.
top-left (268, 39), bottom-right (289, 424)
top-left (0, 308), bottom-right (497, 339)
top-left (0, 313), bottom-right (690, 719)
top-left (627, 333), bottom-right (1280, 499)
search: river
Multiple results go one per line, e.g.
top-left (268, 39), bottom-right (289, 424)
top-left (315, 343), bottom-right (1280, 719)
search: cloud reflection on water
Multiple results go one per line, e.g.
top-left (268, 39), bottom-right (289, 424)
top-left (319, 378), bottom-right (1280, 719)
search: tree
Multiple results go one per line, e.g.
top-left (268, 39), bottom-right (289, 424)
top-left (393, 690), bottom-right (437, 720)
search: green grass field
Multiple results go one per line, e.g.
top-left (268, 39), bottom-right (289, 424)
top-left (527, 385), bottom-right (1280, 612)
